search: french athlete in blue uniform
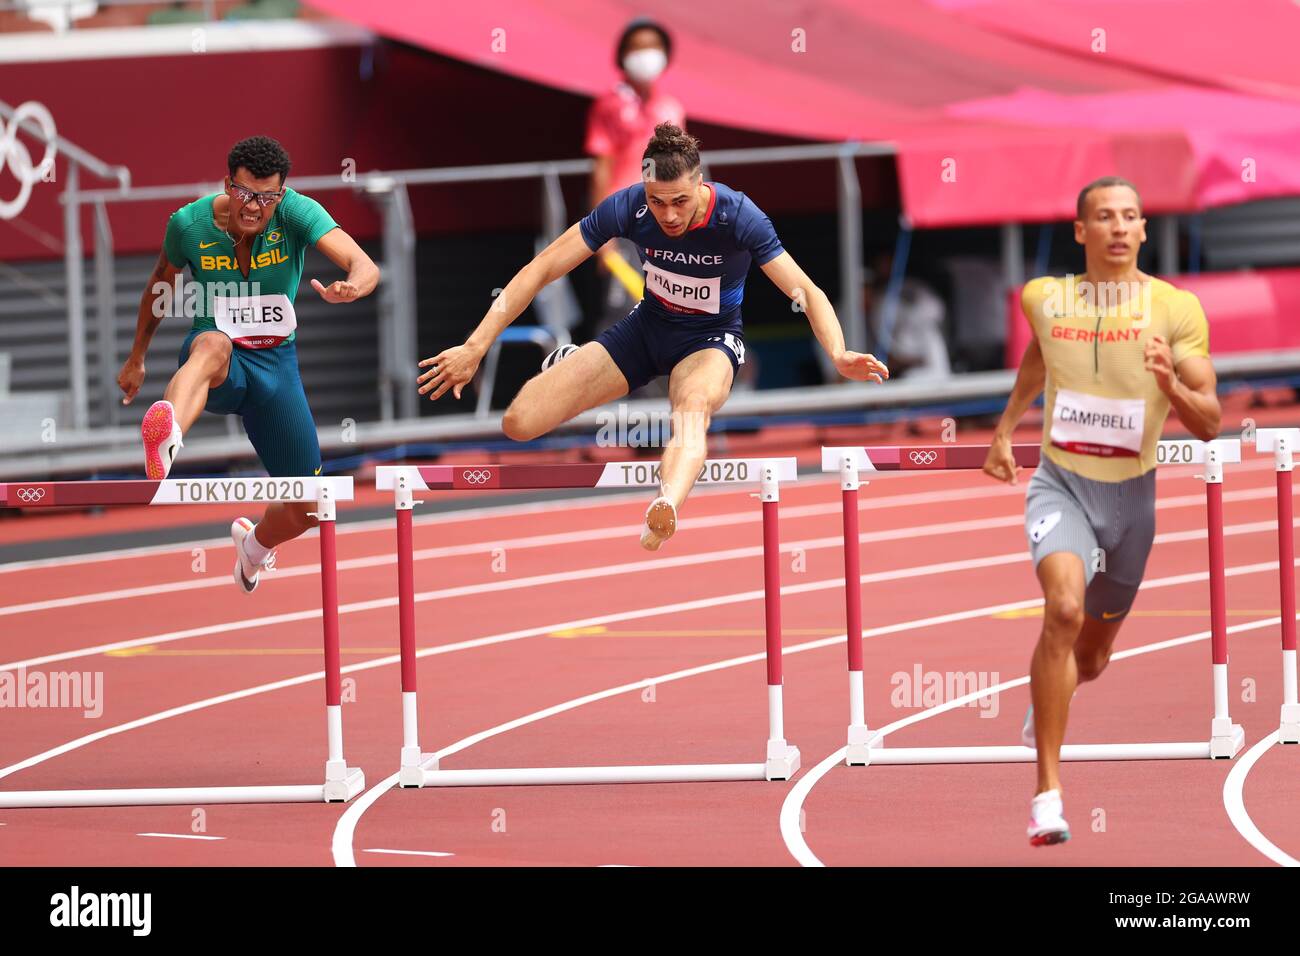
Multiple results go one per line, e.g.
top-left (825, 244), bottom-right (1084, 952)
top-left (418, 124), bottom-right (888, 550)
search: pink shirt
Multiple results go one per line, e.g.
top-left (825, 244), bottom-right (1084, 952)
top-left (585, 82), bottom-right (686, 198)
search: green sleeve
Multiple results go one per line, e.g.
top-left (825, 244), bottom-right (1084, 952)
top-left (162, 211), bottom-right (188, 268)
top-left (282, 190), bottom-right (339, 246)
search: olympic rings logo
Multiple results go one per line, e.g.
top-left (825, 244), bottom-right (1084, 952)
top-left (15, 487), bottom-right (46, 502)
top-left (0, 102), bottom-right (58, 222)
top-left (461, 469), bottom-right (494, 485)
top-left (909, 450), bottom-right (939, 466)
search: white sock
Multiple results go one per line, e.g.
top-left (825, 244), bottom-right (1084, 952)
top-left (242, 526), bottom-right (272, 564)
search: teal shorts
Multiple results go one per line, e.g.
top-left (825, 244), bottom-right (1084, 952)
top-left (180, 330), bottom-right (322, 478)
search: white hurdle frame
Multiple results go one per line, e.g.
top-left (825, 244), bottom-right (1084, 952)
top-left (0, 476), bottom-right (366, 808)
top-left (823, 439), bottom-right (1246, 767)
top-left (377, 458), bottom-right (802, 787)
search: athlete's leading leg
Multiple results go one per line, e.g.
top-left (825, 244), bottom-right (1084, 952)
top-left (1030, 551), bottom-right (1087, 792)
top-left (641, 348), bottom-right (734, 551)
top-left (501, 342), bottom-right (630, 442)
top-left (142, 331), bottom-right (234, 479)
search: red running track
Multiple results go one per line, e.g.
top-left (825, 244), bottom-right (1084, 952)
top-left (1, 430), bottom-right (1299, 866)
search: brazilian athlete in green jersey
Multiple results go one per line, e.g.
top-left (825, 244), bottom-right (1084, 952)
top-left (117, 136), bottom-right (380, 593)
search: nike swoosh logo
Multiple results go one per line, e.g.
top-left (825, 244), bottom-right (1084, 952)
top-left (199, 241), bottom-right (220, 249)
top-left (314, 466), bottom-right (323, 476)
top-left (1102, 611), bottom-right (1125, 620)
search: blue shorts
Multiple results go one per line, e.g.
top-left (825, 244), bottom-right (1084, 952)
top-left (595, 303), bottom-right (745, 392)
top-left (180, 330), bottom-right (322, 478)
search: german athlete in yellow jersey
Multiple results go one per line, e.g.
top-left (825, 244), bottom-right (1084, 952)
top-left (982, 178), bottom-right (1222, 848)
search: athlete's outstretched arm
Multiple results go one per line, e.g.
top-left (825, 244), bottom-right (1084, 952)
top-left (417, 223), bottom-right (594, 401)
top-left (758, 252), bottom-right (888, 384)
top-left (117, 249), bottom-right (183, 405)
top-left (1149, 337), bottom-right (1220, 441)
top-left (311, 227), bottom-right (380, 303)
top-left (984, 337), bottom-right (1046, 484)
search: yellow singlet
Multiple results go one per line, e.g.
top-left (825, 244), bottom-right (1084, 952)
top-left (1022, 274), bottom-right (1210, 482)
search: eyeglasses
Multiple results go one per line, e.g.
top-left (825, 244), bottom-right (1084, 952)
top-left (229, 180), bottom-right (284, 208)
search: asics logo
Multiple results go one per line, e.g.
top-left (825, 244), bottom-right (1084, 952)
top-left (636, 205), bottom-right (648, 219)
top-left (15, 487), bottom-right (45, 502)
top-left (461, 469), bottom-right (493, 485)
top-left (909, 450), bottom-right (939, 466)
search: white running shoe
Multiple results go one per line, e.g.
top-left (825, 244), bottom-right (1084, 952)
top-left (541, 344), bottom-right (579, 371)
top-left (639, 495), bottom-right (678, 551)
top-left (231, 518), bottom-right (276, 594)
top-left (141, 400), bottom-right (183, 480)
top-left (1028, 789), bottom-right (1071, 847)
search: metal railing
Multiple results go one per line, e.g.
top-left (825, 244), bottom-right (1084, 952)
top-left (0, 98), bottom-right (131, 431)
top-left (62, 140), bottom-right (896, 430)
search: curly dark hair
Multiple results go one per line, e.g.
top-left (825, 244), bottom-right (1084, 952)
top-left (227, 136), bottom-right (291, 184)
top-left (642, 123), bottom-right (700, 183)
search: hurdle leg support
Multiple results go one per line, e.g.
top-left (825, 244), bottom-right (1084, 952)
top-left (317, 484), bottom-right (366, 801)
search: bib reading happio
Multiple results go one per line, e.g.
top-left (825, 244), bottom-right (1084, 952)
top-left (1049, 388), bottom-right (1145, 458)
top-left (211, 293), bottom-right (297, 349)
top-left (643, 261), bottom-right (721, 315)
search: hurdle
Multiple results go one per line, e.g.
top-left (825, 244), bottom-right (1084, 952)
top-left (1255, 428), bottom-right (1300, 744)
top-left (0, 477), bottom-right (366, 807)
top-left (375, 458), bottom-right (802, 787)
top-left (823, 438), bottom-right (1246, 767)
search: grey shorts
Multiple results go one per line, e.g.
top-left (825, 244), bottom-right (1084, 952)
top-left (1024, 455), bottom-right (1156, 620)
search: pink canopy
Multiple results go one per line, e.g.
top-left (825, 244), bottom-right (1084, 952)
top-left (306, 0), bottom-right (1300, 226)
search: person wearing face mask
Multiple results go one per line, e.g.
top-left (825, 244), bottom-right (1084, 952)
top-left (584, 18), bottom-right (686, 352)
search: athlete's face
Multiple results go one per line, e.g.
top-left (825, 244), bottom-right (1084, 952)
top-left (644, 172), bottom-right (702, 238)
top-left (1075, 186), bottom-right (1146, 267)
top-left (225, 168), bottom-right (284, 236)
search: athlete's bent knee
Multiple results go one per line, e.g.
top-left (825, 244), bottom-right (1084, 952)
top-left (502, 404), bottom-right (543, 442)
top-left (1042, 593), bottom-right (1084, 638)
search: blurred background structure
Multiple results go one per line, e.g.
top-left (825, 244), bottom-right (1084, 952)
top-left (4, 0), bottom-right (1300, 479)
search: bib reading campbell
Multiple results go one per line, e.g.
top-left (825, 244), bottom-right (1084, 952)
top-left (1023, 275), bottom-right (1210, 482)
top-left (162, 188), bottom-right (338, 348)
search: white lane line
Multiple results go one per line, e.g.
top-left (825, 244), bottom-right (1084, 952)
top-left (1, 467), bottom-right (1263, 616)
top-left (2, 500), bottom-right (1286, 674)
top-left (0, 477), bottom-right (1034, 615)
top-left (1223, 732), bottom-right (1300, 867)
top-left (779, 614), bottom-right (1293, 867)
top-left (362, 848), bottom-right (454, 858)
top-left (136, 832), bottom-right (226, 841)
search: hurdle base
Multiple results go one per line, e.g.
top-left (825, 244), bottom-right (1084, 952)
top-left (323, 767), bottom-right (367, 803)
top-left (399, 752), bottom-right (439, 788)
top-left (0, 781), bottom-right (357, 809)
top-left (1210, 720), bottom-right (1245, 759)
top-left (858, 741), bottom-right (1218, 766)
top-left (418, 763), bottom-right (772, 787)
top-left (845, 725), bottom-right (883, 767)
top-left (765, 740), bottom-right (801, 781)
top-left (1278, 704), bottom-right (1300, 744)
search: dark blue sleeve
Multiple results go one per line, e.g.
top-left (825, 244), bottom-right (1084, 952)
top-left (579, 187), bottom-right (632, 251)
top-left (734, 195), bottom-right (784, 265)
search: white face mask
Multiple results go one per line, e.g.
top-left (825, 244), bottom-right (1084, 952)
top-left (623, 48), bottom-right (667, 84)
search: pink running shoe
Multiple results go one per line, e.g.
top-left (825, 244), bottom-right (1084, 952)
top-left (141, 400), bottom-right (183, 480)
top-left (1028, 789), bottom-right (1071, 847)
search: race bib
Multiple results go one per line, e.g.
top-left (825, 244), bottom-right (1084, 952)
top-left (1049, 388), bottom-right (1144, 458)
top-left (211, 294), bottom-right (297, 349)
top-left (643, 261), bottom-right (721, 315)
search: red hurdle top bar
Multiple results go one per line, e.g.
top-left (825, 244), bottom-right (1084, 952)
top-left (821, 445), bottom-right (1041, 472)
top-left (375, 459), bottom-right (798, 492)
top-left (0, 477), bottom-right (352, 509)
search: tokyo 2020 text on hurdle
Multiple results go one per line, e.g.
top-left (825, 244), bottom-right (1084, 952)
top-left (820, 438), bottom-right (1290, 768)
top-left (376, 458), bottom-right (802, 787)
top-left (0, 476), bottom-right (365, 808)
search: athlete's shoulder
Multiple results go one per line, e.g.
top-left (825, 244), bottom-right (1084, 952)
top-left (1150, 277), bottom-right (1205, 313)
top-left (1020, 275), bottom-right (1060, 310)
top-left (167, 194), bottom-right (217, 230)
